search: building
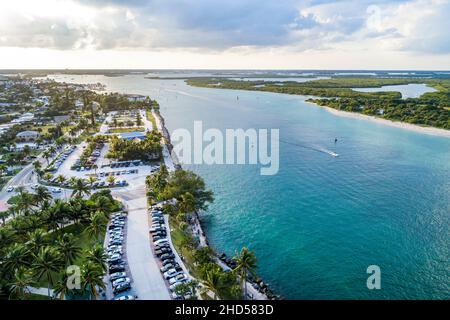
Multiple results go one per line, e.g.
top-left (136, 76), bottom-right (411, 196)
top-left (54, 115), bottom-right (70, 124)
top-left (126, 94), bottom-right (147, 102)
top-left (16, 130), bottom-right (39, 142)
top-left (118, 131), bottom-right (146, 141)
top-left (11, 112), bottom-right (34, 124)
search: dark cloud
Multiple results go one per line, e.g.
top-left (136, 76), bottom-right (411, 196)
top-left (0, 0), bottom-right (449, 55)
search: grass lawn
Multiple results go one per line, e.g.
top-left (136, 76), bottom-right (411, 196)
top-left (169, 219), bottom-right (201, 279)
top-left (109, 127), bottom-right (145, 133)
top-left (146, 110), bottom-right (157, 129)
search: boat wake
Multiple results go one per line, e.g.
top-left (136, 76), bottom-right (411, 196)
top-left (280, 140), bottom-right (339, 157)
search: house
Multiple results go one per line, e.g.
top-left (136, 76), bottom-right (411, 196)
top-left (54, 115), bottom-right (70, 124)
top-left (126, 94), bottom-right (147, 102)
top-left (16, 130), bottom-right (39, 142)
top-left (118, 131), bottom-right (146, 141)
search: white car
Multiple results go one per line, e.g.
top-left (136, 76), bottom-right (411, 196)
top-left (154, 239), bottom-right (168, 245)
top-left (114, 295), bottom-right (136, 301)
top-left (52, 188), bottom-right (62, 193)
top-left (163, 268), bottom-right (178, 279)
top-left (108, 253), bottom-right (122, 260)
top-left (110, 272), bottom-right (127, 281)
top-left (112, 277), bottom-right (130, 287)
top-left (169, 273), bottom-right (187, 285)
top-left (6, 186), bottom-right (14, 192)
top-left (164, 269), bottom-right (184, 280)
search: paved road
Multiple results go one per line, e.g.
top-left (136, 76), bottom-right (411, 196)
top-left (112, 186), bottom-right (170, 300)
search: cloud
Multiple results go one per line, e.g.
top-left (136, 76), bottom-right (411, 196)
top-left (0, 0), bottom-right (449, 56)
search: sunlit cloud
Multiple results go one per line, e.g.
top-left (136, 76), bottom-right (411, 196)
top-left (0, 0), bottom-right (449, 69)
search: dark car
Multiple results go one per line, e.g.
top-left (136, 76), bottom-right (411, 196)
top-left (159, 247), bottom-right (172, 254)
top-left (155, 243), bottom-right (170, 250)
top-left (113, 282), bottom-right (131, 295)
top-left (109, 264), bottom-right (126, 273)
top-left (108, 258), bottom-right (124, 266)
top-left (160, 253), bottom-right (175, 261)
top-left (152, 235), bottom-right (163, 241)
top-left (162, 259), bottom-right (175, 267)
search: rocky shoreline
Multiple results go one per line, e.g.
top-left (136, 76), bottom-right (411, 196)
top-left (154, 107), bottom-right (281, 300)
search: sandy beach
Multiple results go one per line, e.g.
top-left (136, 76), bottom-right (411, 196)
top-left (310, 103), bottom-right (450, 138)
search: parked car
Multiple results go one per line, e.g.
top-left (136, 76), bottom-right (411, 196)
top-left (114, 295), bottom-right (136, 300)
top-left (162, 259), bottom-right (175, 267)
top-left (52, 188), bottom-right (62, 193)
top-left (160, 264), bottom-right (175, 273)
top-left (154, 239), bottom-right (168, 245)
top-left (109, 264), bottom-right (126, 273)
top-left (164, 269), bottom-right (183, 280)
top-left (6, 186), bottom-right (14, 192)
top-left (107, 256), bottom-right (123, 265)
top-left (160, 253), bottom-right (175, 261)
top-left (112, 277), bottom-right (131, 288)
top-left (113, 282), bottom-right (131, 295)
top-left (110, 272), bottom-right (127, 281)
top-left (169, 273), bottom-right (187, 285)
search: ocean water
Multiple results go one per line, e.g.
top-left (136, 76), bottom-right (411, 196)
top-left (48, 74), bottom-right (450, 299)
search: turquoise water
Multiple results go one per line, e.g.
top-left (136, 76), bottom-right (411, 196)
top-left (48, 74), bottom-right (450, 299)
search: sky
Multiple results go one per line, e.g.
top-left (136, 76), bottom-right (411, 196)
top-left (0, 0), bottom-right (449, 70)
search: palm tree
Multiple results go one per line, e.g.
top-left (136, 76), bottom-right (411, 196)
top-left (85, 211), bottom-right (107, 243)
top-left (33, 246), bottom-right (63, 298)
top-left (233, 247), bottom-right (257, 300)
top-left (42, 149), bottom-right (52, 165)
top-left (56, 233), bottom-right (82, 266)
top-left (201, 268), bottom-right (224, 300)
top-left (179, 192), bottom-right (196, 213)
top-left (8, 267), bottom-right (36, 300)
top-left (71, 179), bottom-right (91, 198)
top-left (0, 210), bottom-right (10, 225)
top-left (43, 172), bottom-right (53, 182)
top-left (48, 145), bottom-right (56, 155)
top-left (55, 174), bottom-right (66, 186)
top-left (3, 243), bottom-right (30, 275)
top-left (68, 176), bottom-right (78, 186)
top-left (52, 272), bottom-right (72, 300)
top-left (92, 164), bottom-right (98, 175)
top-left (26, 229), bottom-right (47, 253)
top-left (43, 200), bottom-right (69, 231)
top-left (106, 175), bottom-right (116, 186)
top-left (87, 176), bottom-right (97, 188)
top-left (32, 161), bottom-right (42, 177)
top-left (34, 186), bottom-right (52, 206)
top-left (81, 262), bottom-right (105, 300)
top-left (84, 244), bottom-right (107, 272)
top-left (16, 191), bottom-right (36, 214)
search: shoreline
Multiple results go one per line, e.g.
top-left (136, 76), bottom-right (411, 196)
top-left (154, 108), bottom-right (275, 300)
top-left (308, 102), bottom-right (450, 138)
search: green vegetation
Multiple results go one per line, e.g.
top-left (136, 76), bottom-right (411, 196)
top-left (107, 130), bottom-right (162, 162)
top-left (146, 166), bottom-right (258, 300)
top-left (146, 109), bottom-right (157, 129)
top-left (108, 127), bottom-right (145, 133)
top-left (0, 189), bottom-right (120, 300)
top-left (187, 77), bottom-right (450, 129)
